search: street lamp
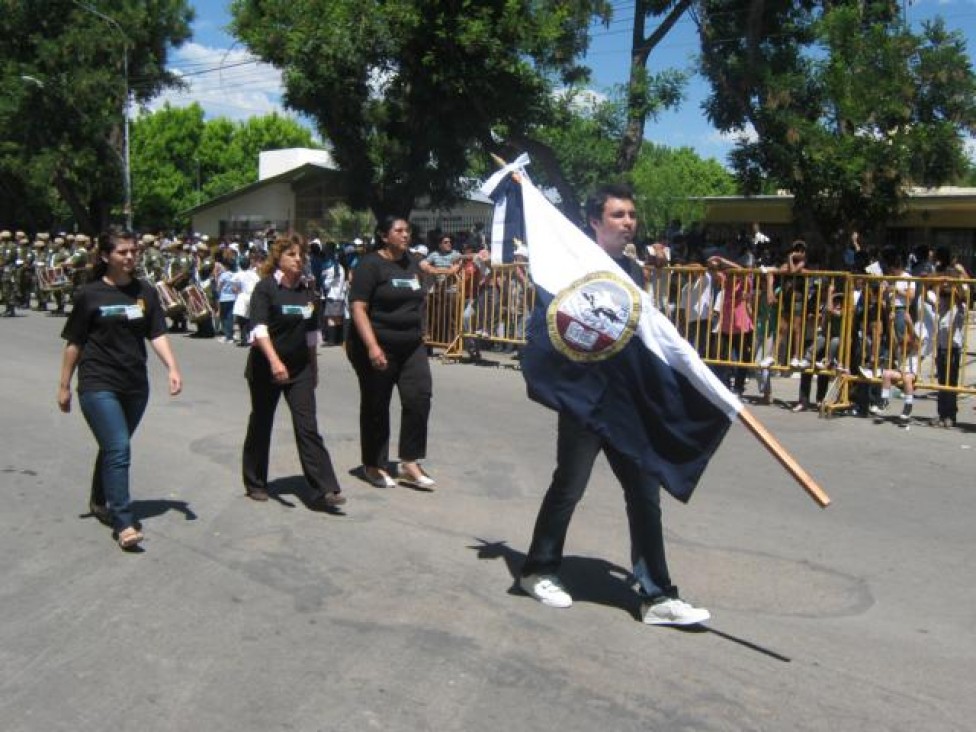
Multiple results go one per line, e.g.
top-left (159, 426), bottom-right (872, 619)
top-left (73, 1), bottom-right (132, 231)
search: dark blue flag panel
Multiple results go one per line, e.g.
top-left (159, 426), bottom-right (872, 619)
top-left (522, 289), bottom-right (732, 504)
top-left (488, 175), bottom-right (525, 264)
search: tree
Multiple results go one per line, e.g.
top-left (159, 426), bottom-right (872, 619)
top-left (130, 105), bottom-right (319, 231)
top-left (527, 91), bottom-right (624, 200)
top-left (697, 1), bottom-right (976, 251)
top-left (630, 144), bottom-right (736, 235)
top-left (616, 0), bottom-right (692, 171)
top-left (231, 0), bottom-right (614, 219)
top-left (0, 0), bottom-right (193, 231)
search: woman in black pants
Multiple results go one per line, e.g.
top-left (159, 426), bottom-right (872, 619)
top-left (242, 235), bottom-right (346, 510)
top-left (348, 217), bottom-right (435, 490)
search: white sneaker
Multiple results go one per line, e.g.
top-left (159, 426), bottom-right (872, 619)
top-left (519, 574), bottom-right (573, 608)
top-left (758, 356), bottom-right (775, 369)
top-left (858, 366), bottom-right (875, 379)
top-left (789, 358), bottom-right (802, 369)
top-left (641, 597), bottom-right (710, 626)
top-left (797, 358), bottom-right (812, 369)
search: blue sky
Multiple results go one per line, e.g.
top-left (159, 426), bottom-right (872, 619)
top-left (156, 1), bottom-right (976, 164)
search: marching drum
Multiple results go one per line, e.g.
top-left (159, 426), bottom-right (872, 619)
top-left (155, 281), bottom-right (186, 317)
top-left (36, 265), bottom-right (71, 292)
top-left (182, 283), bottom-right (213, 323)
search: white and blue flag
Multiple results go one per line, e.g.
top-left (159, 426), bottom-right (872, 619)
top-left (481, 157), bottom-right (742, 503)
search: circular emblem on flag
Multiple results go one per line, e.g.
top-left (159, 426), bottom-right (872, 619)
top-left (547, 271), bottom-right (642, 362)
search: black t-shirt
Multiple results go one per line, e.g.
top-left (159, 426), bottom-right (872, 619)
top-left (61, 278), bottom-right (167, 394)
top-left (246, 274), bottom-right (319, 380)
top-left (613, 255), bottom-right (646, 289)
top-left (349, 251), bottom-right (426, 349)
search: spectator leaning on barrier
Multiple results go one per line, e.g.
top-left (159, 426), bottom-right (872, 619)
top-left (868, 247), bottom-right (917, 424)
top-left (931, 273), bottom-right (967, 428)
top-left (422, 234), bottom-right (462, 284)
top-left (778, 240), bottom-right (812, 369)
top-left (459, 242), bottom-right (488, 361)
top-left (708, 254), bottom-right (754, 397)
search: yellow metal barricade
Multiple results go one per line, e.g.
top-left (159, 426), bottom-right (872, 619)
top-left (426, 263), bottom-right (536, 359)
top-left (424, 276), bottom-right (464, 353)
top-left (429, 258), bottom-right (975, 408)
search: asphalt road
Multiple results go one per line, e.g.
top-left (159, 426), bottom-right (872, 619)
top-left (1, 312), bottom-right (974, 732)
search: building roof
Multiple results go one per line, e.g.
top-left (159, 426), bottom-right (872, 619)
top-left (184, 162), bottom-right (338, 216)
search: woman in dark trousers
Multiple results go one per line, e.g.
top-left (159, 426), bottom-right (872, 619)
top-left (241, 235), bottom-right (346, 510)
top-left (348, 217), bottom-right (436, 490)
top-left (58, 230), bottom-right (183, 550)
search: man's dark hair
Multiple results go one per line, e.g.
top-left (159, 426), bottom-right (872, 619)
top-left (584, 182), bottom-right (635, 225)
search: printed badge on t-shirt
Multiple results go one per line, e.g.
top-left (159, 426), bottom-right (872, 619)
top-left (281, 303), bottom-right (314, 319)
top-left (390, 277), bottom-right (421, 291)
top-left (99, 304), bottom-right (144, 321)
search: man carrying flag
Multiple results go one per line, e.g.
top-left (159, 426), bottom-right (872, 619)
top-left (483, 159), bottom-right (744, 626)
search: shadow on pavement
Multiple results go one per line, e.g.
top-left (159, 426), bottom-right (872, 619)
top-left (470, 537), bottom-right (793, 661)
top-left (131, 498), bottom-right (198, 522)
top-left (468, 537), bottom-right (638, 618)
top-left (268, 475), bottom-right (345, 515)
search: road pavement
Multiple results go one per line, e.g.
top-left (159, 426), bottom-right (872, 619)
top-left (1, 312), bottom-right (974, 731)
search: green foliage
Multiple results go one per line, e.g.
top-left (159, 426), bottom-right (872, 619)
top-left (316, 203), bottom-right (374, 243)
top-left (698, 1), bottom-right (976, 249)
top-left (630, 144), bottom-right (736, 235)
top-left (231, 0), bottom-right (612, 218)
top-left (131, 105), bottom-right (318, 231)
top-left (0, 0), bottom-right (193, 230)
top-left (528, 91), bottom-right (624, 201)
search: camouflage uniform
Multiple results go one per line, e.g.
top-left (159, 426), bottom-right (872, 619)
top-left (68, 235), bottom-right (93, 290)
top-left (0, 230), bottom-right (17, 315)
top-left (143, 241), bottom-right (164, 283)
top-left (165, 241), bottom-right (193, 332)
top-left (15, 233), bottom-right (34, 308)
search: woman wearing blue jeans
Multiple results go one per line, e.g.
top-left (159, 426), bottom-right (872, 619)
top-left (58, 231), bottom-right (183, 550)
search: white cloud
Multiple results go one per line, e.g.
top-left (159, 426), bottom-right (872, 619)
top-left (707, 124), bottom-right (757, 146)
top-left (145, 42), bottom-right (287, 120)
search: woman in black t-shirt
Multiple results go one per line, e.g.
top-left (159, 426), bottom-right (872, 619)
top-left (58, 231), bottom-right (183, 550)
top-left (241, 235), bottom-right (346, 510)
top-left (348, 217), bottom-right (435, 490)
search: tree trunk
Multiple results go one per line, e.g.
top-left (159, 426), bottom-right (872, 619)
top-left (617, 0), bottom-right (694, 172)
top-left (53, 169), bottom-right (95, 234)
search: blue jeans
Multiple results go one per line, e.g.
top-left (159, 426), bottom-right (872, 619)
top-left (219, 300), bottom-right (235, 340)
top-left (78, 391), bottom-right (148, 531)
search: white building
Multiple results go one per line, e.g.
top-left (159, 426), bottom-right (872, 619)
top-left (187, 148), bottom-right (492, 243)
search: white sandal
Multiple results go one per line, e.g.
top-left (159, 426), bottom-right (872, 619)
top-left (398, 466), bottom-right (436, 490)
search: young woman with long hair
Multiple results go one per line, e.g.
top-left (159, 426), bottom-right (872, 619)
top-left (58, 230), bottom-right (183, 550)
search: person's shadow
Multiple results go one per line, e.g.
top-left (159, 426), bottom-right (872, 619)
top-left (80, 498), bottom-right (198, 527)
top-left (469, 537), bottom-right (791, 660)
top-left (468, 538), bottom-right (642, 620)
top-left (131, 498), bottom-right (198, 523)
top-left (267, 475), bottom-right (346, 515)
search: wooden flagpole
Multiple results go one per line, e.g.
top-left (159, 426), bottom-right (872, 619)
top-left (737, 408), bottom-right (830, 508)
top-left (487, 152), bottom-right (831, 508)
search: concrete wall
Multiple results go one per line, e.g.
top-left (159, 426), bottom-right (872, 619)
top-left (191, 183), bottom-right (294, 239)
